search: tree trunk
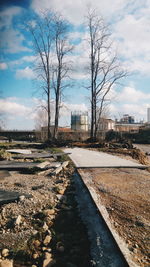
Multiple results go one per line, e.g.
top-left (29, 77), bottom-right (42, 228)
top-left (47, 84), bottom-right (51, 140)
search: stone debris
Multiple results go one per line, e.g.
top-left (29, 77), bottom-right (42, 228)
top-left (18, 195), bottom-right (25, 202)
top-left (0, 146), bottom-right (91, 266)
top-left (15, 215), bottom-right (22, 226)
top-left (1, 248), bottom-right (9, 257)
top-left (52, 165), bottom-right (63, 175)
top-left (43, 235), bottom-right (52, 246)
top-left (61, 161), bottom-right (69, 169)
top-left (0, 259), bottom-right (13, 267)
top-left (42, 252), bottom-right (55, 267)
top-left (43, 222), bottom-right (49, 231)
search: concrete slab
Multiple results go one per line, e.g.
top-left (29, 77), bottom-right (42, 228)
top-left (0, 161), bottom-right (39, 170)
top-left (12, 152), bottom-right (70, 159)
top-left (0, 189), bottom-right (32, 205)
top-left (7, 149), bottom-right (32, 154)
top-left (63, 147), bottom-right (147, 168)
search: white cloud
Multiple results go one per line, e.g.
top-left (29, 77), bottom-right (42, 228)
top-left (0, 6), bottom-right (31, 54)
top-left (0, 6), bottom-right (22, 28)
top-left (0, 28), bottom-right (31, 54)
top-left (10, 56), bottom-right (36, 66)
top-left (117, 86), bottom-right (150, 103)
top-left (0, 98), bottom-right (31, 116)
top-left (16, 67), bottom-right (36, 79)
top-left (31, 0), bottom-right (128, 25)
top-left (0, 62), bottom-right (8, 70)
top-left (109, 86), bottom-right (150, 121)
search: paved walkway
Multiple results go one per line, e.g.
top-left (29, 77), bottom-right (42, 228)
top-left (63, 147), bottom-right (146, 168)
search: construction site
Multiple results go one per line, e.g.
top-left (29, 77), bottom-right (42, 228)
top-left (0, 137), bottom-right (149, 267)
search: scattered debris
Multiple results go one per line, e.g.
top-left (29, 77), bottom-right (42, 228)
top-left (0, 150), bottom-right (11, 161)
top-left (0, 145), bottom-right (91, 267)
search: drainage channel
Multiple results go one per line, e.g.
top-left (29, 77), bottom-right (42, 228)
top-left (73, 171), bottom-right (129, 267)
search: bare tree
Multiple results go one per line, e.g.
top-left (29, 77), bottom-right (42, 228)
top-left (86, 9), bottom-right (128, 141)
top-left (52, 14), bottom-right (73, 140)
top-left (27, 11), bottom-right (72, 141)
top-left (27, 11), bottom-right (55, 140)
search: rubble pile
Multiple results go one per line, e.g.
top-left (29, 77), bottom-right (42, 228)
top-left (0, 149), bottom-right (91, 267)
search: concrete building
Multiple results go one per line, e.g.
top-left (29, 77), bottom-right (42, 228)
top-left (71, 112), bottom-right (88, 131)
top-left (115, 123), bottom-right (142, 133)
top-left (98, 118), bottom-right (115, 131)
top-left (147, 108), bottom-right (150, 123)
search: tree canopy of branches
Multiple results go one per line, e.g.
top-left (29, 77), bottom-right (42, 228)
top-left (86, 10), bottom-right (128, 141)
top-left (28, 10), bottom-right (72, 140)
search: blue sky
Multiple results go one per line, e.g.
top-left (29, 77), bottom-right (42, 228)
top-left (0, 0), bottom-right (150, 130)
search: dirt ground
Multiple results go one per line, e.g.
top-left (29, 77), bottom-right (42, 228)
top-left (80, 167), bottom-right (150, 267)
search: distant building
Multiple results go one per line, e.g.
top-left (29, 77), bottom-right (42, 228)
top-left (115, 114), bottom-right (143, 133)
top-left (71, 111), bottom-right (88, 131)
top-left (147, 108), bottom-right (150, 123)
top-left (120, 114), bottom-right (135, 124)
top-left (98, 118), bottom-right (115, 131)
top-left (115, 123), bottom-right (142, 133)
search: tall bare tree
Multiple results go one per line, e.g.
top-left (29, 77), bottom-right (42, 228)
top-left (86, 10), bottom-right (128, 141)
top-left (52, 14), bottom-right (73, 140)
top-left (28, 12), bottom-right (54, 140)
top-left (28, 11), bottom-right (72, 141)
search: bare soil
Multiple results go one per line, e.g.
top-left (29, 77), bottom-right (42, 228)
top-left (80, 167), bottom-right (150, 267)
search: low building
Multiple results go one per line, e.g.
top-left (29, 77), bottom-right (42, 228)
top-left (98, 118), bottom-right (115, 132)
top-left (115, 123), bottom-right (142, 133)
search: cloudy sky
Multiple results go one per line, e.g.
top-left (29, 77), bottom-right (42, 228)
top-left (0, 0), bottom-right (150, 130)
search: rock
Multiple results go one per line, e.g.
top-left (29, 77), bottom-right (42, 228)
top-left (44, 252), bottom-right (52, 259)
top-left (32, 253), bottom-right (38, 259)
top-left (43, 235), bottom-right (52, 246)
top-left (56, 194), bottom-right (67, 202)
top-left (32, 230), bottom-right (38, 236)
top-left (43, 258), bottom-right (56, 267)
top-left (15, 215), bottom-right (22, 225)
top-left (0, 259), bottom-right (13, 267)
top-left (43, 222), bottom-right (49, 231)
top-left (42, 247), bottom-right (47, 251)
top-left (53, 166), bottom-right (62, 175)
top-left (1, 249), bottom-right (9, 257)
top-left (44, 209), bottom-right (55, 216)
top-left (58, 188), bottom-right (65, 195)
top-left (33, 239), bottom-right (41, 247)
top-left (19, 195), bottom-right (25, 201)
top-left (61, 161), bottom-right (69, 169)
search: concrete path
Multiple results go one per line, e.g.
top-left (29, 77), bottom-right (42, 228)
top-left (63, 147), bottom-right (146, 168)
